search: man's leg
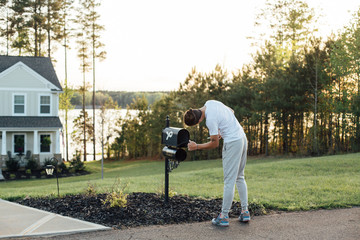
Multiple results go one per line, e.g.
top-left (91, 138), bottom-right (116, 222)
top-left (236, 137), bottom-right (248, 211)
top-left (221, 139), bottom-right (244, 216)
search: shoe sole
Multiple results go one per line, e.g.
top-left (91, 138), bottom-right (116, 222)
top-left (239, 217), bottom-right (250, 222)
top-left (212, 222), bottom-right (229, 227)
top-left (212, 219), bottom-right (229, 227)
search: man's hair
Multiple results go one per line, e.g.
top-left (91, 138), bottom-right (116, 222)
top-left (184, 109), bottom-right (202, 126)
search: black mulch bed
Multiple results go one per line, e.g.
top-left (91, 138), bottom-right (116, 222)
top-left (17, 192), bottom-right (266, 229)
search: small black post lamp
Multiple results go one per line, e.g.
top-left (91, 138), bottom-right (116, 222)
top-left (45, 157), bottom-right (60, 197)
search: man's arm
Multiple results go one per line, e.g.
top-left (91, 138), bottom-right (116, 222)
top-left (187, 135), bottom-right (220, 151)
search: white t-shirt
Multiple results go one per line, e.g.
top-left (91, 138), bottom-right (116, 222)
top-left (205, 100), bottom-right (245, 143)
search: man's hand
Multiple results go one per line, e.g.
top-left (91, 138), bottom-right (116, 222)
top-left (188, 135), bottom-right (220, 151)
top-left (187, 140), bottom-right (197, 151)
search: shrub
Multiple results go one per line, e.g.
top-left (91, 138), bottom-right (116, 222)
top-left (102, 178), bottom-right (128, 208)
top-left (69, 155), bottom-right (85, 172)
top-left (58, 162), bottom-right (69, 174)
top-left (25, 158), bottom-right (39, 171)
top-left (5, 158), bottom-right (20, 172)
top-left (85, 182), bottom-right (97, 196)
top-left (102, 191), bottom-right (128, 208)
top-left (248, 202), bottom-right (267, 216)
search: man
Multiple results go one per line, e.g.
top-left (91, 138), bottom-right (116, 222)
top-left (184, 100), bottom-right (250, 227)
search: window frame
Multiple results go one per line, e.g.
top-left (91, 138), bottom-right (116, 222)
top-left (40, 133), bottom-right (52, 153)
top-left (13, 93), bottom-right (26, 116)
top-left (39, 94), bottom-right (51, 115)
top-left (13, 133), bottom-right (26, 154)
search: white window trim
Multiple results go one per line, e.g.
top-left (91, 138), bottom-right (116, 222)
top-left (12, 93), bottom-right (26, 116)
top-left (12, 133), bottom-right (26, 155)
top-left (38, 94), bottom-right (52, 116)
top-left (39, 133), bottom-right (52, 153)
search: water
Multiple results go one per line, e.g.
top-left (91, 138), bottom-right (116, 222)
top-left (58, 108), bottom-right (136, 161)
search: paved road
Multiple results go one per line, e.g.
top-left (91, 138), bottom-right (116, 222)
top-left (19, 207), bottom-right (360, 240)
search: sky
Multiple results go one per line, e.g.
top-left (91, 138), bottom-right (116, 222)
top-left (53, 0), bottom-right (360, 92)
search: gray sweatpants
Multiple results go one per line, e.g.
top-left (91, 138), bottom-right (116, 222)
top-left (221, 136), bottom-right (248, 215)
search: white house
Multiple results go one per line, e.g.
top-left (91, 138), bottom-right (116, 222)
top-left (0, 55), bottom-right (63, 169)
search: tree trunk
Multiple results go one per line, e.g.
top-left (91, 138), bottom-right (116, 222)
top-left (264, 113), bottom-right (269, 156)
top-left (282, 112), bottom-right (289, 154)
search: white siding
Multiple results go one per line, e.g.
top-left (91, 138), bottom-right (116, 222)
top-left (0, 91), bottom-right (58, 116)
top-left (0, 91), bottom-right (11, 115)
top-left (0, 66), bottom-right (46, 89)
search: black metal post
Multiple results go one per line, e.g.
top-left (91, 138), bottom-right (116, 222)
top-left (51, 157), bottom-right (60, 197)
top-left (165, 116), bottom-right (170, 204)
top-left (55, 163), bottom-right (59, 197)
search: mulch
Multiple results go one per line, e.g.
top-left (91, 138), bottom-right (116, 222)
top-left (17, 192), bottom-right (266, 229)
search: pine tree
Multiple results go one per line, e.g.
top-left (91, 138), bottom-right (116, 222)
top-left (73, 0), bottom-right (91, 161)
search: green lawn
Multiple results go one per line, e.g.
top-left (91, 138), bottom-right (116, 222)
top-left (1, 153), bottom-right (359, 211)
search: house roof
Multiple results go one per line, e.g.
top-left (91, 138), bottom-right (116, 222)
top-left (0, 55), bottom-right (63, 91)
top-left (0, 116), bottom-right (62, 129)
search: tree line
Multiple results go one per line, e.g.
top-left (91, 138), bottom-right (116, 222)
top-left (69, 90), bottom-right (167, 108)
top-left (108, 1), bottom-right (360, 160)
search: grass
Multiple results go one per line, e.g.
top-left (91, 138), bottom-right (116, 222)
top-left (0, 153), bottom-right (359, 211)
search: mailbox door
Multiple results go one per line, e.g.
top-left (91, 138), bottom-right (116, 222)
top-left (177, 129), bottom-right (190, 148)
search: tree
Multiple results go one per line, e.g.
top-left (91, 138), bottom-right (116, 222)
top-left (226, 67), bottom-right (261, 155)
top-left (255, 0), bottom-right (317, 59)
top-left (58, 0), bottom-right (74, 161)
top-left (328, 36), bottom-right (352, 152)
top-left (343, 8), bottom-right (360, 151)
top-left (249, 0), bottom-right (319, 154)
top-left (147, 93), bottom-right (182, 158)
top-left (86, 0), bottom-right (106, 161)
top-left (98, 97), bottom-right (118, 160)
top-left (59, 84), bottom-right (74, 161)
top-left (45, 0), bottom-right (63, 58)
top-left (303, 37), bottom-right (329, 154)
top-left (73, 0), bottom-right (92, 160)
top-left (116, 96), bottom-right (150, 159)
top-left (10, 0), bottom-right (31, 55)
top-left (71, 110), bottom-right (93, 156)
top-left (28, 0), bottom-right (46, 56)
top-left (0, 0), bottom-right (14, 55)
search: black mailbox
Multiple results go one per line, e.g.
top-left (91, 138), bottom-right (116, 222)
top-left (162, 117), bottom-right (189, 204)
top-left (161, 127), bottom-right (190, 148)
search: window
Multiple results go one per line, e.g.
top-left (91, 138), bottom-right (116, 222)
top-left (14, 95), bottom-right (25, 114)
top-left (14, 134), bottom-right (25, 154)
top-left (40, 134), bottom-right (51, 153)
top-left (40, 95), bottom-right (51, 114)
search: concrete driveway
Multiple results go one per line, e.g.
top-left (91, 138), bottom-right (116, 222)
top-left (0, 199), bottom-right (110, 239)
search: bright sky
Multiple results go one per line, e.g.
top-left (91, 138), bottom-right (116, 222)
top-left (53, 0), bottom-right (360, 92)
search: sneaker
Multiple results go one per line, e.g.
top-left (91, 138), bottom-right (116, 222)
top-left (239, 210), bottom-right (250, 222)
top-left (212, 214), bottom-right (229, 227)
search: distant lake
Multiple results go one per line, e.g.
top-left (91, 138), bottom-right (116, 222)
top-left (59, 109), bottom-right (136, 161)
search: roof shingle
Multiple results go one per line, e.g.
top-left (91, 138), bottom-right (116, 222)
top-left (0, 116), bottom-right (62, 128)
top-left (0, 55), bottom-right (62, 90)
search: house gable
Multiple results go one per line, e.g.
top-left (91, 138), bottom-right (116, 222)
top-left (0, 62), bottom-right (60, 91)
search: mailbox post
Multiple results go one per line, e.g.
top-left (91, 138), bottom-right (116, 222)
top-left (164, 116), bottom-right (170, 203)
top-left (161, 116), bottom-right (189, 203)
